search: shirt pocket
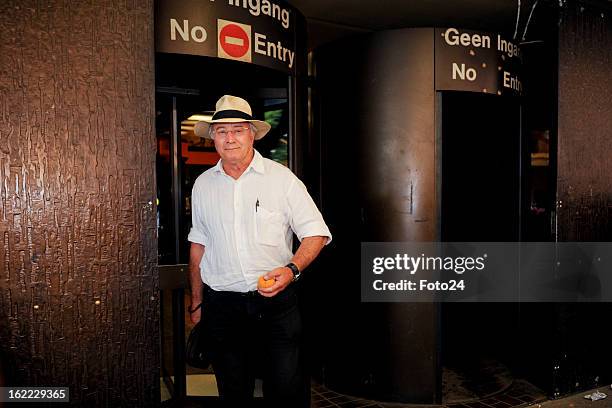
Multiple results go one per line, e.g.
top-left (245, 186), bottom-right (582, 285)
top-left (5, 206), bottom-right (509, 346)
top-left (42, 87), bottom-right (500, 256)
top-left (255, 206), bottom-right (284, 246)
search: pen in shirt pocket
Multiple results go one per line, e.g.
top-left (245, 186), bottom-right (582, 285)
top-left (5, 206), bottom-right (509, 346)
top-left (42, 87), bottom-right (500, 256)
top-left (255, 198), bottom-right (259, 213)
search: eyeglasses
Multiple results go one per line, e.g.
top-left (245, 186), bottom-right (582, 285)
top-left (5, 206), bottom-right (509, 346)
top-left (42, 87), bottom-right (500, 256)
top-left (213, 126), bottom-right (250, 138)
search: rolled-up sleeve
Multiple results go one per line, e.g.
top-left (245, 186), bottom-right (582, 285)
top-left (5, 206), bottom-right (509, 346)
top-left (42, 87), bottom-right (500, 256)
top-left (187, 182), bottom-right (209, 246)
top-left (286, 178), bottom-right (332, 244)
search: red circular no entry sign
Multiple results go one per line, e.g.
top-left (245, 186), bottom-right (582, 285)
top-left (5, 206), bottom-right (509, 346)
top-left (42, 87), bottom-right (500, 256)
top-left (219, 24), bottom-right (250, 58)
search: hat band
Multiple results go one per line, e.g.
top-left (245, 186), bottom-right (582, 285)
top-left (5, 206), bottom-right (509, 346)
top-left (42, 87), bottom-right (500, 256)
top-left (212, 110), bottom-right (253, 121)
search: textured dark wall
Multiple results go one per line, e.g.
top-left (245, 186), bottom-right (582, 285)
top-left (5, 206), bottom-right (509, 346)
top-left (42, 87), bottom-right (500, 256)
top-left (0, 1), bottom-right (159, 406)
top-left (557, 3), bottom-right (612, 241)
top-left (549, 2), bottom-right (612, 395)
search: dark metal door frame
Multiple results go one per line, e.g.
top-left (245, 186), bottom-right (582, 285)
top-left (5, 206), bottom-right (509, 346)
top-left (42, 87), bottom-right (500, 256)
top-left (157, 86), bottom-right (200, 402)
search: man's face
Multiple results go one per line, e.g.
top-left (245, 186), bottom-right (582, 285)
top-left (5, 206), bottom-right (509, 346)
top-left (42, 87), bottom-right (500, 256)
top-left (212, 122), bottom-right (255, 165)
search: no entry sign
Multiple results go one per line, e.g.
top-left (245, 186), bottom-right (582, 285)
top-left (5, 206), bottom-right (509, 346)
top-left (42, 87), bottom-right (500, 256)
top-left (218, 19), bottom-right (251, 62)
top-left (156, 0), bottom-right (303, 75)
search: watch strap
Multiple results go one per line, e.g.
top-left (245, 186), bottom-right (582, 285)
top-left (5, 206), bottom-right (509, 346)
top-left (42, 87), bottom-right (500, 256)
top-left (286, 262), bottom-right (300, 281)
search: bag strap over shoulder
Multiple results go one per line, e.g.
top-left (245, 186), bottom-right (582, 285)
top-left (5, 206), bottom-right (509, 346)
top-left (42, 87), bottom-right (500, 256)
top-left (188, 303), bottom-right (202, 314)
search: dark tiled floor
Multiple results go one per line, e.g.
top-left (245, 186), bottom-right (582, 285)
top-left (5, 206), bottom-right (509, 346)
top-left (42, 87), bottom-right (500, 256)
top-left (166, 378), bottom-right (591, 408)
top-left (442, 359), bottom-right (513, 402)
top-left (311, 379), bottom-right (546, 408)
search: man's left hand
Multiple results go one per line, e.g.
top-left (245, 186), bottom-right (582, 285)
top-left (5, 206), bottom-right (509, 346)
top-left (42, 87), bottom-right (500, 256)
top-left (258, 266), bottom-right (293, 297)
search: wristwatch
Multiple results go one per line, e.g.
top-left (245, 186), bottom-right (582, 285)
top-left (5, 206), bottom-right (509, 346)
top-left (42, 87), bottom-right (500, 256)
top-left (286, 262), bottom-right (301, 281)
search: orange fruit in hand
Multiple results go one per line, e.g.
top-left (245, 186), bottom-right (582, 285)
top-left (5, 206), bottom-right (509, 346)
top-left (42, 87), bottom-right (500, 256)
top-left (258, 275), bottom-right (275, 289)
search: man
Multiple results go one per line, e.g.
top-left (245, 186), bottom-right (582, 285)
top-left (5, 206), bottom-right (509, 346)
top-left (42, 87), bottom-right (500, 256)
top-left (187, 95), bottom-right (331, 407)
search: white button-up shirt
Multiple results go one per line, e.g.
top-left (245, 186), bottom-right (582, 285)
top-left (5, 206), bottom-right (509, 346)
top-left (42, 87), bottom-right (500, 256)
top-left (187, 150), bottom-right (332, 292)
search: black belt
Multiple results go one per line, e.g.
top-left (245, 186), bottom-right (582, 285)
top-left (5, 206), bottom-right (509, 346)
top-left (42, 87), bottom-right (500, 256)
top-left (203, 283), bottom-right (296, 299)
top-left (203, 284), bottom-right (261, 298)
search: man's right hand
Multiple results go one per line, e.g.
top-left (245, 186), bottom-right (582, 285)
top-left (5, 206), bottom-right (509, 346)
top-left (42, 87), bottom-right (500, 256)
top-left (188, 242), bottom-right (206, 325)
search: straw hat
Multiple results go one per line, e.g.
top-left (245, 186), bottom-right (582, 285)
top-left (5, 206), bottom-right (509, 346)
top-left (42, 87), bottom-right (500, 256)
top-left (193, 95), bottom-right (271, 140)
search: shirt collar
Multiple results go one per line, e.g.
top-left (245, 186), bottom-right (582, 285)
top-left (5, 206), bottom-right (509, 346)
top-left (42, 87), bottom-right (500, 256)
top-left (213, 149), bottom-right (266, 176)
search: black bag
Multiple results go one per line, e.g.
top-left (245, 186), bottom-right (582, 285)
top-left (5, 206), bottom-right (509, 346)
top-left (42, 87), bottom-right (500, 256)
top-left (186, 304), bottom-right (212, 369)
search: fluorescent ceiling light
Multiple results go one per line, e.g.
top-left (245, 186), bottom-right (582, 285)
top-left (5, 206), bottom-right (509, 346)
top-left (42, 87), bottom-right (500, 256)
top-left (187, 114), bottom-right (213, 121)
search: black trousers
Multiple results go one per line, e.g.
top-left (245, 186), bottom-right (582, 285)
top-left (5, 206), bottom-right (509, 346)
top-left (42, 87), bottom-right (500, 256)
top-left (203, 283), bottom-right (308, 408)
